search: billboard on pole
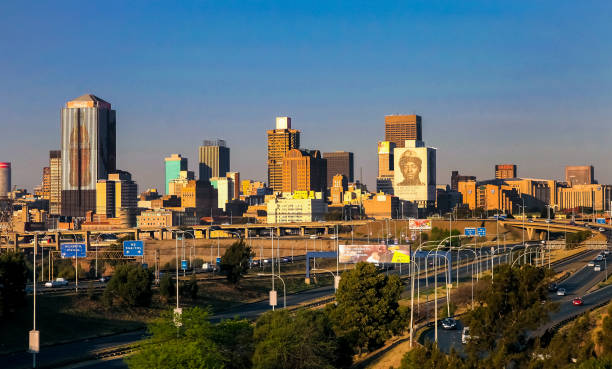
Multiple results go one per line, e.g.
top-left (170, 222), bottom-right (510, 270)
top-left (409, 219), bottom-right (432, 230)
top-left (339, 244), bottom-right (410, 264)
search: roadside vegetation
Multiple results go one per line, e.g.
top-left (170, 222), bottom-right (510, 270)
top-left (127, 262), bottom-right (408, 369)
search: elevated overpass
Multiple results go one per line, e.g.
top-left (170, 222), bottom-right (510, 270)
top-left (0, 220), bottom-right (368, 251)
top-left (499, 219), bottom-right (591, 240)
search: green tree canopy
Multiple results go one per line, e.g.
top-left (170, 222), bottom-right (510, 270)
top-left (103, 263), bottom-right (152, 307)
top-left (126, 307), bottom-right (225, 369)
top-left (327, 262), bottom-right (407, 353)
top-left (252, 309), bottom-right (351, 369)
top-left (220, 239), bottom-right (254, 285)
top-left (464, 264), bottom-right (556, 367)
top-left (0, 252), bottom-right (28, 317)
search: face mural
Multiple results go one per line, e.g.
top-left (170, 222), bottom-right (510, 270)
top-left (397, 150), bottom-right (423, 186)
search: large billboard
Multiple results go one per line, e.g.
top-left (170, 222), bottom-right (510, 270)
top-left (409, 219), bottom-right (432, 230)
top-left (339, 244), bottom-right (411, 264)
top-left (393, 146), bottom-right (436, 205)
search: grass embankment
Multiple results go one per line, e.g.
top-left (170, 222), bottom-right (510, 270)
top-left (0, 262), bottom-right (337, 355)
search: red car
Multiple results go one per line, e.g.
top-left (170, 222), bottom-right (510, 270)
top-left (572, 297), bottom-right (584, 306)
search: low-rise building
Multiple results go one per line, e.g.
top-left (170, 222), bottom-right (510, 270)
top-left (266, 197), bottom-right (328, 223)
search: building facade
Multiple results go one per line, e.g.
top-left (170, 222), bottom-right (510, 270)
top-left (281, 149), bottom-right (327, 194)
top-left (495, 164), bottom-right (517, 179)
top-left (266, 197), bottom-right (328, 223)
top-left (376, 141), bottom-right (396, 194)
top-left (0, 162), bottom-right (10, 198)
top-left (198, 139), bottom-right (230, 182)
top-left (392, 140), bottom-right (436, 209)
top-left (41, 167), bottom-right (51, 200)
top-left (384, 114), bottom-right (422, 148)
top-left (450, 171), bottom-right (476, 192)
top-left (96, 171), bottom-right (138, 219)
top-left (565, 165), bottom-right (594, 186)
top-left (323, 151), bottom-right (353, 188)
top-left (267, 117), bottom-right (300, 192)
top-left (164, 154), bottom-right (188, 195)
top-left (60, 94), bottom-right (116, 217)
top-left (49, 151), bottom-right (61, 215)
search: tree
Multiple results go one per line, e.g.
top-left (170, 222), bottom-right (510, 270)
top-left (220, 239), bottom-right (254, 285)
top-left (212, 318), bottom-right (254, 369)
top-left (597, 304), bottom-right (612, 356)
top-left (327, 262), bottom-right (407, 353)
top-left (0, 252), bottom-right (28, 317)
top-left (180, 274), bottom-right (199, 300)
top-left (159, 273), bottom-right (174, 303)
top-left (126, 307), bottom-right (224, 369)
top-left (399, 342), bottom-right (465, 369)
top-left (252, 309), bottom-right (351, 369)
top-left (102, 263), bottom-right (152, 307)
top-left (463, 264), bottom-right (556, 368)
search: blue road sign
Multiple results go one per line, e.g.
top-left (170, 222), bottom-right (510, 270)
top-left (181, 260), bottom-right (188, 270)
top-left (464, 227), bottom-right (476, 236)
top-left (61, 243), bottom-right (86, 258)
top-left (216, 257), bottom-right (221, 265)
top-left (477, 227), bottom-right (487, 237)
top-left (596, 218), bottom-right (606, 225)
top-left (123, 241), bottom-right (144, 256)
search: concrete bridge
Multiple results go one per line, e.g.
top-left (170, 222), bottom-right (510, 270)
top-left (499, 219), bottom-right (590, 240)
top-left (0, 220), bottom-right (368, 252)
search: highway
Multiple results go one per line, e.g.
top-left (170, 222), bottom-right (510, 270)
top-left (420, 249), bottom-right (610, 354)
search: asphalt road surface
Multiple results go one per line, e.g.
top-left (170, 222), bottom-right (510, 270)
top-left (422, 251), bottom-right (611, 354)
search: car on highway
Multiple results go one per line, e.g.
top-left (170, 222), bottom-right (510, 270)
top-left (556, 288), bottom-right (566, 296)
top-left (588, 261), bottom-right (596, 267)
top-left (599, 228), bottom-right (606, 232)
top-left (45, 278), bottom-right (68, 288)
top-left (572, 297), bottom-right (584, 306)
top-left (596, 255), bottom-right (604, 261)
top-left (545, 219), bottom-right (551, 224)
top-left (329, 235), bottom-right (338, 240)
top-left (99, 276), bottom-right (111, 283)
top-left (547, 283), bottom-right (558, 292)
top-left (594, 265), bottom-right (602, 272)
top-left (605, 250), bottom-right (610, 255)
top-left (309, 234), bottom-right (318, 239)
top-left (441, 317), bottom-right (457, 330)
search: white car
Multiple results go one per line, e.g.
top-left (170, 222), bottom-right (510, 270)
top-left (599, 228), bottom-right (606, 232)
top-left (588, 261), bottom-right (595, 267)
top-left (45, 278), bottom-right (68, 288)
top-left (556, 288), bottom-right (566, 296)
top-left (329, 235), bottom-right (338, 240)
top-left (596, 255), bottom-right (604, 261)
top-left (594, 265), bottom-right (602, 272)
top-left (309, 235), bottom-right (318, 239)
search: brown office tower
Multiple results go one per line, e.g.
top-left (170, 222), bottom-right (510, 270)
top-left (323, 151), bottom-right (353, 188)
top-left (565, 165), bottom-right (594, 186)
top-left (41, 166), bottom-right (51, 200)
top-left (281, 149), bottom-right (327, 193)
top-left (384, 114), bottom-right (422, 148)
top-left (60, 94), bottom-right (116, 217)
top-left (49, 151), bottom-right (62, 215)
top-left (495, 164), bottom-right (517, 179)
top-left (267, 117), bottom-right (300, 192)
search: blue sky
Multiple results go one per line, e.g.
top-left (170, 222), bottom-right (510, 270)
top-left (1, 1), bottom-right (611, 192)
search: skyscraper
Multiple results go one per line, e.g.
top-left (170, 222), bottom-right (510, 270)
top-left (495, 164), bottom-right (517, 179)
top-left (49, 151), bottom-right (61, 215)
top-left (385, 114), bottom-right (422, 148)
top-left (164, 154), bottom-right (188, 194)
top-left (323, 151), bottom-right (354, 188)
top-left (41, 166), bottom-right (51, 200)
top-left (565, 165), bottom-right (594, 186)
top-left (376, 141), bottom-right (395, 194)
top-left (267, 117), bottom-right (300, 192)
top-left (281, 149), bottom-right (327, 194)
top-left (0, 162), bottom-right (10, 198)
top-left (60, 94), bottom-right (116, 217)
top-left (96, 171), bottom-right (138, 218)
top-left (198, 139), bottom-right (230, 182)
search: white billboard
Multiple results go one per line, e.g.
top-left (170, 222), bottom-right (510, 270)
top-left (393, 146), bottom-right (436, 205)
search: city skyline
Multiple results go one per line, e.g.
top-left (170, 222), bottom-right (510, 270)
top-left (1, 1), bottom-right (611, 191)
